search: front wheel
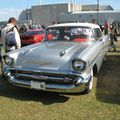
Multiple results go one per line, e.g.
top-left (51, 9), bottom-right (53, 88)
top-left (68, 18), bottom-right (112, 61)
top-left (84, 70), bottom-right (94, 94)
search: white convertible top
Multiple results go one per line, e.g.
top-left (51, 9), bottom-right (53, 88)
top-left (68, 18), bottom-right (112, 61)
top-left (47, 22), bottom-right (100, 29)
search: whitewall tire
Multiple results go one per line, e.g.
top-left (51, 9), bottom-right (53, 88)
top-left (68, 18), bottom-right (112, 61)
top-left (84, 69), bottom-right (94, 94)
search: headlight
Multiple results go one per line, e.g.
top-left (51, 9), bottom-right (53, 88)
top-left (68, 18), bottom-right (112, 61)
top-left (72, 59), bottom-right (86, 71)
top-left (4, 56), bottom-right (14, 66)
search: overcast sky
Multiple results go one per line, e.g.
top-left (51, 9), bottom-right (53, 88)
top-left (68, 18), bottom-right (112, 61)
top-left (0, 0), bottom-right (120, 21)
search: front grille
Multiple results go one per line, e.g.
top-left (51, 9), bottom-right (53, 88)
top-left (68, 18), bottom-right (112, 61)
top-left (10, 69), bottom-right (76, 85)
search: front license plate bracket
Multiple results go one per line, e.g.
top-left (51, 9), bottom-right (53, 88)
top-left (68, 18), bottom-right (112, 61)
top-left (31, 81), bottom-right (45, 90)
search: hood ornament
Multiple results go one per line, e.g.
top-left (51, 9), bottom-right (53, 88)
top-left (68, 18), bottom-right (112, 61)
top-left (22, 49), bottom-right (30, 55)
top-left (22, 47), bottom-right (37, 55)
top-left (60, 50), bottom-right (66, 57)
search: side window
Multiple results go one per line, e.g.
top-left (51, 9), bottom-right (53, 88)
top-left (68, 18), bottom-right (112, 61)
top-left (89, 29), bottom-right (95, 42)
top-left (94, 28), bottom-right (102, 40)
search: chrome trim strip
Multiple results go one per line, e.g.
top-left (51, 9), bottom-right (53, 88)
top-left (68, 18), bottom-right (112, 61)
top-left (9, 67), bottom-right (69, 75)
top-left (15, 73), bottom-right (73, 81)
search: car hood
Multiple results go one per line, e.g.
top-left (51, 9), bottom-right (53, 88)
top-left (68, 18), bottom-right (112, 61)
top-left (14, 42), bottom-right (89, 71)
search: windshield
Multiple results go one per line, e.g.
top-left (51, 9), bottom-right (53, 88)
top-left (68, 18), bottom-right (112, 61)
top-left (45, 27), bottom-right (93, 42)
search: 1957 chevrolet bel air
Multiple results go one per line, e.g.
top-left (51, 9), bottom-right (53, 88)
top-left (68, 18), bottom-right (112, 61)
top-left (2, 23), bottom-right (110, 94)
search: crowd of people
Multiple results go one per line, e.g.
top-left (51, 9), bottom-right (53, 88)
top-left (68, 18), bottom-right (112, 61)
top-left (19, 23), bottom-right (46, 34)
top-left (104, 20), bottom-right (120, 51)
top-left (91, 19), bottom-right (119, 51)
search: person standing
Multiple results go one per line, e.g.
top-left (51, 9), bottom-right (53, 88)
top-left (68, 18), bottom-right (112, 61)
top-left (1, 17), bottom-right (21, 53)
top-left (104, 20), bottom-right (110, 35)
top-left (109, 26), bottom-right (118, 52)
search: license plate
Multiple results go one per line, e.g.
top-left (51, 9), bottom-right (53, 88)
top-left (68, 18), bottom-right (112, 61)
top-left (31, 81), bottom-right (45, 90)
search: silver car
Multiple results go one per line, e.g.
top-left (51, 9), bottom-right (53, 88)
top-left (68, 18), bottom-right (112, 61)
top-left (2, 23), bottom-right (110, 94)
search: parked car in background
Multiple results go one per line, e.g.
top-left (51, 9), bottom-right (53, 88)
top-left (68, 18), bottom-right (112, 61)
top-left (20, 29), bottom-right (45, 46)
top-left (2, 23), bottom-right (110, 94)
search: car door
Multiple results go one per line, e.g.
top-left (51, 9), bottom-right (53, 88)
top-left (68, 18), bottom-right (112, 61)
top-left (92, 28), bottom-right (107, 69)
top-left (94, 28), bottom-right (109, 53)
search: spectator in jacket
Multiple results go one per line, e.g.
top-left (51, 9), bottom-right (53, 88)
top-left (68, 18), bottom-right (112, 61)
top-left (1, 17), bottom-right (21, 53)
top-left (109, 26), bottom-right (118, 51)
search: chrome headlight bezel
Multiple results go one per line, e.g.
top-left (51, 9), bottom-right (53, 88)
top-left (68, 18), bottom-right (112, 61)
top-left (72, 59), bottom-right (86, 71)
top-left (3, 55), bottom-right (14, 66)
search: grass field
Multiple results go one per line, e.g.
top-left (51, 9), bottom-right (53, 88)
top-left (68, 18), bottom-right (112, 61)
top-left (0, 40), bottom-right (120, 120)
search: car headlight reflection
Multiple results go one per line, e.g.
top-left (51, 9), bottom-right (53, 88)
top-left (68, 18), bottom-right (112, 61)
top-left (4, 56), bottom-right (14, 66)
top-left (72, 59), bottom-right (86, 71)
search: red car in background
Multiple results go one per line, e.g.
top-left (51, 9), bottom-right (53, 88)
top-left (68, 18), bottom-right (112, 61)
top-left (20, 29), bottom-right (45, 46)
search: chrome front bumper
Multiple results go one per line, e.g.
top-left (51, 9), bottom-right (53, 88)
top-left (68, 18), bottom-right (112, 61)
top-left (3, 67), bottom-right (92, 93)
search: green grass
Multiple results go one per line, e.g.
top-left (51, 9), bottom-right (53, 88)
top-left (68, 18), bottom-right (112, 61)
top-left (0, 40), bottom-right (120, 120)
